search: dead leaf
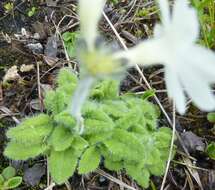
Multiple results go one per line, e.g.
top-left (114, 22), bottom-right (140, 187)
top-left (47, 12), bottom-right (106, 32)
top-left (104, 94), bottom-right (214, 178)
top-left (181, 131), bottom-right (205, 153)
top-left (40, 83), bottom-right (52, 97)
top-left (32, 22), bottom-right (49, 40)
top-left (24, 164), bottom-right (46, 186)
top-left (43, 55), bottom-right (58, 66)
top-left (46, 0), bottom-right (60, 6)
top-left (3, 65), bottom-right (20, 83)
top-left (45, 36), bottom-right (58, 58)
top-left (30, 99), bottom-right (41, 110)
top-left (20, 64), bottom-right (34, 72)
top-left (183, 156), bottom-right (203, 190)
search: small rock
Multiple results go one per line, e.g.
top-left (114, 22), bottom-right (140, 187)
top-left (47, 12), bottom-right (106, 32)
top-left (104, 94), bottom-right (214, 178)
top-left (26, 43), bottom-right (43, 54)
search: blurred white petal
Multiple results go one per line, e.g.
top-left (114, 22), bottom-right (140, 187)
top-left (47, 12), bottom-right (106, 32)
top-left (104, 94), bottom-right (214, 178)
top-left (157, 0), bottom-right (171, 27)
top-left (179, 66), bottom-right (215, 111)
top-left (188, 45), bottom-right (215, 82)
top-left (120, 38), bottom-right (166, 66)
top-left (171, 0), bottom-right (199, 43)
top-left (153, 24), bottom-right (163, 38)
top-left (79, 0), bottom-right (105, 50)
top-left (165, 66), bottom-right (186, 114)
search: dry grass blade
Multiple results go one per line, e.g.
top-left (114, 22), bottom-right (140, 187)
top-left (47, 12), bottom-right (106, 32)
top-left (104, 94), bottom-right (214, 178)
top-left (96, 169), bottom-right (137, 190)
top-left (44, 182), bottom-right (55, 190)
top-left (185, 169), bottom-right (195, 190)
top-left (160, 103), bottom-right (176, 190)
top-left (182, 157), bottom-right (203, 190)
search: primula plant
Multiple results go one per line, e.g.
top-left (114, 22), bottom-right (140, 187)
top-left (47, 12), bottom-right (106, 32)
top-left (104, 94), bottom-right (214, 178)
top-left (3, 0), bottom-right (215, 189)
top-left (4, 69), bottom-right (172, 188)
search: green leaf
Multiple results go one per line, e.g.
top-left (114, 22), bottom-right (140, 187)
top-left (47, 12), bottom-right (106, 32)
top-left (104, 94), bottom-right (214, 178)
top-left (141, 89), bottom-right (155, 100)
top-left (104, 158), bottom-right (123, 171)
top-left (57, 68), bottom-right (77, 87)
top-left (207, 113), bottom-right (215, 123)
top-left (91, 80), bottom-right (119, 100)
top-left (206, 142), bottom-right (215, 160)
top-left (54, 112), bottom-right (76, 129)
top-left (149, 162), bottom-right (166, 176)
top-left (101, 100), bottom-right (129, 118)
top-left (83, 105), bottom-right (114, 134)
top-left (84, 119), bottom-right (114, 134)
top-left (4, 141), bottom-right (48, 160)
top-left (0, 175), bottom-right (4, 185)
top-left (2, 167), bottom-right (16, 180)
top-left (104, 129), bottom-right (144, 161)
top-left (84, 131), bottom-right (113, 145)
top-left (48, 148), bottom-right (79, 184)
top-left (6, 114), bottom-right (53, 145)
top-left (72, 136), bottom-right (89, 151)
top-left (49, 126), bottom-right (74, 151)
top-left (44, 90), bottom-right (68, 114)
top-left (125, 164), bottom-right (150, 188)
top-left (78, 146), bottom-right (100, 174)
top-left (115, 109), bottom-right (142, 130)
top-left (4, 176), bottom-right (22, 189)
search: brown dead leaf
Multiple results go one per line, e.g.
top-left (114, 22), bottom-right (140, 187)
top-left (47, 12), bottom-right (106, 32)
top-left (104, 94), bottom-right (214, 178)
top-left (183, 156), bottom-right (203, 190)
top-left (43, 55), bottom-right (58, 66)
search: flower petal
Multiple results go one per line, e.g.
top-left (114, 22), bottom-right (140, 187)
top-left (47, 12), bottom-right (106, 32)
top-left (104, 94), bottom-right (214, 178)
top-left (171, 0), bottom-right (199, 43)
top-left (118, 38), bottom-right (166, 66)
top-left (179, 64), bottom-right (215, 112)
top-left (79, 0), bottom-right (105, 50)
top-left (188, 45), bottom-right (215, 83)
top-left (153, 24), bottom-right (163, 38)
top-left (157, 0), bottom-right (171, 27)
top-left (165, 65), bottom-right (186, 114)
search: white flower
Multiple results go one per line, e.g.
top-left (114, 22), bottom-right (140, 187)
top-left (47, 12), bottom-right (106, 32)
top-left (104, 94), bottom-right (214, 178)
top-left (71, 0), bottom-right (125, 131)
top-left (79, 0), bottom-right (105, 51)
top-left (119, 0), bottom-right (215, 114)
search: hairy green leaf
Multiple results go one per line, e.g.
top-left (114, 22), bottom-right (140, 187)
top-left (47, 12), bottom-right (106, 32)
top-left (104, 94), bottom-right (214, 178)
top-left (57, 68), bottom-right (78, 87)
top-left (44, 90), bottom-right (68, 114)
top-left (49, 126), bottom-right (74, 151)
top-left (7, 114), bottom-right (53, 145)
top-left (78, 146), bottom-right (100, 174)
top-left (0, 175), bottom-right (4, 185)
top-left (91, 80), bottom-right (119, 100)
top-left (54, 111), bottom-right (76, 129)
top-left (48, 148), bottom-right (79, 184)
top-left (125, 164), bottom-right (150, 188)
top-left (72, 136), bottom-right (89, 151)
top-left (4, 141), bottom-right (48, 160)
top-left (104, 158), bottom-right (123, 171)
